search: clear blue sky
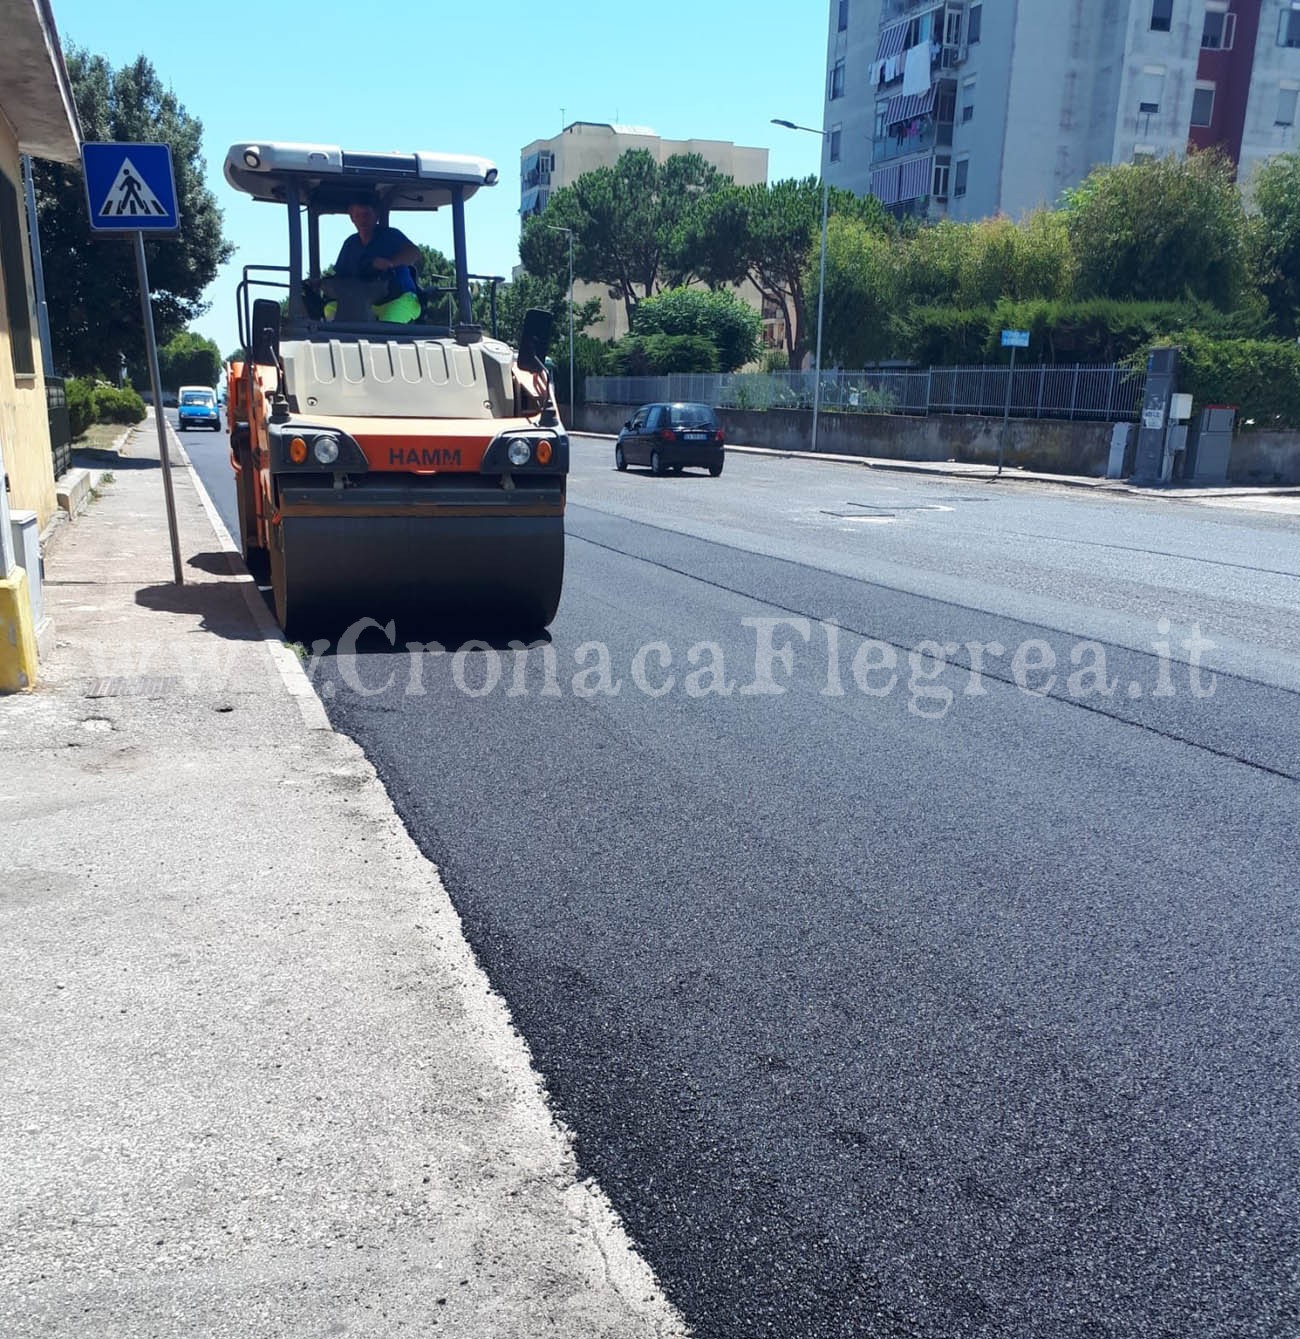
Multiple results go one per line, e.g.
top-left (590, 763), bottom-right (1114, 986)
top-left (50, 0), bottom-right (830, 354)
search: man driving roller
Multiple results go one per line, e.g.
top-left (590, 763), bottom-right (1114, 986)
top-left (327, 189), bottom-right (422, 323)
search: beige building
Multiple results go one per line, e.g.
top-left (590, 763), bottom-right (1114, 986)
top-left (519, 122), bottom-right (770, 343)
top-left (0, 0), bottom-right (80, 689)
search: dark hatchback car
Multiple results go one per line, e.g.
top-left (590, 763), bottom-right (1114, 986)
top-left (615, 402), bottom-right (725, 477)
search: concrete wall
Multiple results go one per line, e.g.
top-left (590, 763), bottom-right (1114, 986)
top-left (574, 403), bottom-right (1115, 475)
top-left (0, 133), bottom-right (56, 531)
top-left (1227, 431), bottom-right (1300, 485)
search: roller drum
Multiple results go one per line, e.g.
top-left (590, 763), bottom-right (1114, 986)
top-left (270, 515), bottom-right (564, 641)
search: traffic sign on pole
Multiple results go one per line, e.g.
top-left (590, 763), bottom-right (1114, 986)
top-left (81, 143), bottom-right (180, 234)
top-left (1001, 329), bottom-right (1030, 349)
top-left (80, 142), bottom-right (184, 584)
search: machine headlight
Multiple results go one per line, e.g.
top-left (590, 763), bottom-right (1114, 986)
top-left (507, 439), bottom-right (533, 467)
top-left (313, 436), bottom-right (340, 465)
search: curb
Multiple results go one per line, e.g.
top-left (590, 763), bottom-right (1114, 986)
top-left (167, 420), bottom-right (333, 733)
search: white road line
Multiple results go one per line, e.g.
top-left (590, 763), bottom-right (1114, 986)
top-left (169, 420), bottom-right (332, 731)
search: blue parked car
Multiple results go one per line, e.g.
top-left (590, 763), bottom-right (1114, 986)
top-left (178, 386), bottom-right (221, 431)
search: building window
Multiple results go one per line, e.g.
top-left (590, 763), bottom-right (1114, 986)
top-left (1281, 5), bottom-right (1300, 47)
top-left (1202, 5), bottom-right (1236, 49)
top-left (954, 158), bottom-right (969, 197)
top-left (962, 78), bottom-right (976, 122)
top-left (1133, 145), bottom-right (1158, 162)
top-left (1139, 66), bottom-right (1166, 115)
top-left (1191, 83), bottom-right (1216, 126)
top-left (830, 60), bottom-right (845, 100)
top-left (968, 3), bottom-right (982, 44)
top-left (829, 126), bottom-right (842, 162)
top-left (0, 170), bottom-right (35, 377)
top-left (933, 161), bottom-right (951, 199)
top-left (838, 0), bottom-right (849, 32)
top-left (874, 100), bottom-right (889, 139)
top-left (1150, 0), bottom-right (1173, 32)
top-left (1279, 85), bottom-right (1299, 125)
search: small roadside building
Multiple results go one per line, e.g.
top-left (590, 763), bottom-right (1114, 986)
top-left (0, 0), bottom-right (80, 690)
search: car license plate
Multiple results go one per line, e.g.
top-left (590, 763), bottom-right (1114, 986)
top-left (683, 432), bottom-right (707, 440)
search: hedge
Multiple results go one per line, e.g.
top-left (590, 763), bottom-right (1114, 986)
top-left (66, 378), bottom-right (147, 434)
top-left (92, 385), bottom-right (147, 424)
top-left (899, 299), bottom-right (1267, 367)
top-left (608, 333), bottom-right (720, 376)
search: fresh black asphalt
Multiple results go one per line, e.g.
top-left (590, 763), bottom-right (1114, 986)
top-left (180, 419), bottom-right (1300, 1338)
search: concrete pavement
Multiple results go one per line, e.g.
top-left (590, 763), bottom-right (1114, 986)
top-left (0, 415), bottom-right (687, 1338)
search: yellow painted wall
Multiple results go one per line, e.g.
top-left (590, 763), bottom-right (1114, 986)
top-left (0, 130), bottom-right (57, 531)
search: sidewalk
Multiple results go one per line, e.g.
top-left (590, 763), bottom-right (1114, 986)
top-left (571, 431), bottom-right (1300, 506)
top-left (0, 418), bottom-right (686, 1338)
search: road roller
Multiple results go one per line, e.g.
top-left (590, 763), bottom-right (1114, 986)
top-left (223, 142), bottom-right (568, 639)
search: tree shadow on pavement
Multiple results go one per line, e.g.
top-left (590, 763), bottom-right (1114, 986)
top-left (71, 448), bottom-right (159, 470)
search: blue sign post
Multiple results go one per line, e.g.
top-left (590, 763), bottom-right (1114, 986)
top-left (82, 143), bottom-right (179, 234)
top-left (997, 330), bottom-right (1030, 476)
top-left (80, 143), bottom-right (183, 583)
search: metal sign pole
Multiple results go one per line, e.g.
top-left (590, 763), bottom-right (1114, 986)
top-left (998, 344), bottom-right (1017, 477)
top-left (132, 231), bottom-right (183, 585)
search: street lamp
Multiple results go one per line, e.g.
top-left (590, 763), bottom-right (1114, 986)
top-left (545, 224), bottom-right (575, 417)
top-left (772, 118), bottom-right (830, 456)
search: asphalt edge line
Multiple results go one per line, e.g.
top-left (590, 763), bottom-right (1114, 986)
top-left (170, 423), bottom-right (331, 732)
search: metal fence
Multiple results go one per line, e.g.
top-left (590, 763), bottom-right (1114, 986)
top-left (46, 376), bottom-right (72, 479)
top-left (585, 364), bottom-right (1145, 423)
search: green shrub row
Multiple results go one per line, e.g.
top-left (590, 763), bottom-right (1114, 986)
top-left (66, 377), bottom-right (147, 437)
top-left (607, 334), bottom-right (720, 376)
top-left (898, 299), bottom-right (1268, 367)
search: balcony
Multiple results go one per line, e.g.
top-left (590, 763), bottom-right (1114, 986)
top-left (874, 122), bottom-right (941, 162)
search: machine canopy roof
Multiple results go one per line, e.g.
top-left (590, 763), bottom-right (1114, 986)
top-left (224, 142), bottom-right (498, 212)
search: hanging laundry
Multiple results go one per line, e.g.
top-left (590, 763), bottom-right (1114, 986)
top-left (902, 44), bottom-right (931, 97)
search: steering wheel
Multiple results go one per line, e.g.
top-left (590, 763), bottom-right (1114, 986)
top-left (318, 273), bottom-right (391, 321)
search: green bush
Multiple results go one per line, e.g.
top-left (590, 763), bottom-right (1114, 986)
top-left (91, 385), bottom-right (147, 425)
top-left (1127, 334), bottom-right (1300, 430)
top-left (66, 377), bottom-right (97, 437)
top-left (608, 333), bottom-right (719, 376)
top-left (631, 288), bottom-right (762, 372)
top-left (899, 299), bottom-right (1269, 366)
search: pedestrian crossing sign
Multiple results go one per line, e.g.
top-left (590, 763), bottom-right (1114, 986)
top-left (81, 142), bottom-right (180, 234)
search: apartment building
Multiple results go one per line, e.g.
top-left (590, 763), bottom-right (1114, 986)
top-left (519, 122), bottom-right (769, 342)
top-left (822, 0), bottom-right (1300, 220)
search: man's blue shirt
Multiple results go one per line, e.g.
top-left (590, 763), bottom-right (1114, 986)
top-left (335, 225), bottom-right (418, 296)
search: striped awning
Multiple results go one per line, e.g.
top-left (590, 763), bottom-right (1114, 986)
top-left (885, 84), bottom-right (938, 127)
top-left (876, 18), bottom-right (909, 59)
top-left (898, 155), bottom-right (933, 202)
top-left (870, 164), bottom-right (901, 206)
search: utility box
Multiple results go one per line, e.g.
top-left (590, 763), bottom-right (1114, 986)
top-left (1107, 423), bottom-right (1133, 479)
top-left (9, 510), bottom-right (43, 627)
top-left (1184, 405), bottom-right (1236, 486)
top-left (1132, 347), bottom-right (1180, 484)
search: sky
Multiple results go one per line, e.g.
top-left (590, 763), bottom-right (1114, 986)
top-left (49, 0), bottom-right (831, 355)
